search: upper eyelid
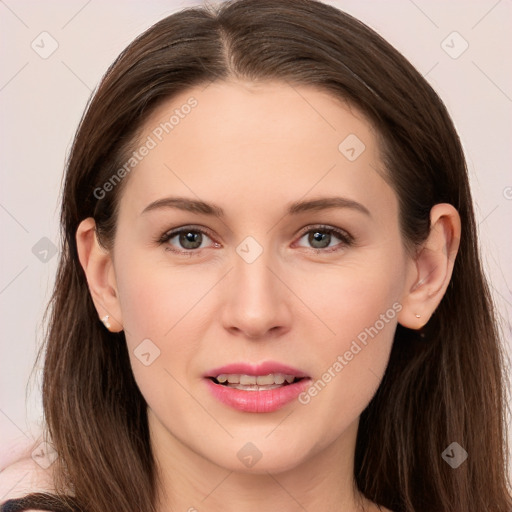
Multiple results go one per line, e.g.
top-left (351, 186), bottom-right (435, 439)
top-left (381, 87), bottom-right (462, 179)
top-left (161, 224), bottom-right (352, 248)
top-left (296, 224), bottom-right (352, 239)
top-left (161, 224), bottom-right (216, 241)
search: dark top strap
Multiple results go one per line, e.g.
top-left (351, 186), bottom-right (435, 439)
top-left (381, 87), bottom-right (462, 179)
top-left (0, 493), bottom-right (83, 512)
top-left (0, 498), bottom-right (36, 512)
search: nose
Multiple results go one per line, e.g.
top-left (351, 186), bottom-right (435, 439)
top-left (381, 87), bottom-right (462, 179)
top-left (220, 247), bottom-right (292, 340)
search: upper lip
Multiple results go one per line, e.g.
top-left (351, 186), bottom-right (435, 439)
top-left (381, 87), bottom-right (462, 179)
top-left (205, 361), bottom-right (310, 379)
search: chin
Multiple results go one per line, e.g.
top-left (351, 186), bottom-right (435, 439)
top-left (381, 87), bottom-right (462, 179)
top-left (204, 437), bottom-right (314, 475)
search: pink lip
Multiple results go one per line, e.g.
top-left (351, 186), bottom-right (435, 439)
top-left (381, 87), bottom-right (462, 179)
top-left (204, 361), bottom-right (311, 413)
top-left (204, 361), bottom-right (309, 379)
top-left (204, 377), bottom-right (312, 413)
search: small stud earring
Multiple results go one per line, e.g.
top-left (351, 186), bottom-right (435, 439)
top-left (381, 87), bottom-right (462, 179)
top-left (415, 313), bottom-right (421, 319)
top-left (101, 315), bottom-right (111, 330)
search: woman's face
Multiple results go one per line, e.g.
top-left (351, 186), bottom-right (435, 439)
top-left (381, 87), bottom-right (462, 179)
top-left (110, 80), bottom-right (416, 473)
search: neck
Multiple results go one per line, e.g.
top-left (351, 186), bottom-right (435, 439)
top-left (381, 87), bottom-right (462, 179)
top-left (149, 412), bottom-right (374, 512)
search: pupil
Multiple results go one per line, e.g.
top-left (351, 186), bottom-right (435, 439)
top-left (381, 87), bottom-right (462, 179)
top-left (310, 231), bottom-right (330, 249)
top-left (180, 231), bottom-right (202, 249)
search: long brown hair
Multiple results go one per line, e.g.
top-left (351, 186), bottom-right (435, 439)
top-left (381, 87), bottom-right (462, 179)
top-left (9, 0), bottom-right (512, 511)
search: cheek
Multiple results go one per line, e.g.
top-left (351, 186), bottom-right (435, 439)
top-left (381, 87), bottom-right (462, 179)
top-left (293, 251), bottom-right (404, 345)
top-left (115, 252), bottom-right (210, 343)
top-left (292, 254), bottom-right (404, 418)
top-left (113, 258), bottom-right (200, 411)
top-left (113, 248), bottom-right (222, 397)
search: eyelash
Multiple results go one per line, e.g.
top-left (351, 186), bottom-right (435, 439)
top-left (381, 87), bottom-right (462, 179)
top-left (156, 224), bottom-right (354, 257)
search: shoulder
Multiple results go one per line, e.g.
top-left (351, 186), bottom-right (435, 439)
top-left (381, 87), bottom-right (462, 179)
top-left (0, 444), bottom-right (57, 505)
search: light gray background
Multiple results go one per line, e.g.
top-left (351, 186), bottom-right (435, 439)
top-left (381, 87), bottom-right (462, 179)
top-left (1, 0), bottom-right (511, 477)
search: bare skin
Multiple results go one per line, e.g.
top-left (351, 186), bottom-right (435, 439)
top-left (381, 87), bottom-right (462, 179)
top-left (29, 80), bottom-right (460, 512)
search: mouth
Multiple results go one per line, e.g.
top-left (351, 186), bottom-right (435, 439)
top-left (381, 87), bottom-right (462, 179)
top-left (203, 362), bottom-right (311, 412)
top-left (204, 373), bottom-right (312, 413)
top-left (207, 373), bottom-right (307, 391)
top-left (204, 362), bottom-right (310, 391)
top-left (203, 361), bottom-right (312, 413)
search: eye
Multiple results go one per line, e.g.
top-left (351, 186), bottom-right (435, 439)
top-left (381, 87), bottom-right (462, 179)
top-left (157, 226), bottom-right (219, 256)
top-left (157, 224), bottom-right (354, 256)
top-left (294, 225), bottom-right (354, 253)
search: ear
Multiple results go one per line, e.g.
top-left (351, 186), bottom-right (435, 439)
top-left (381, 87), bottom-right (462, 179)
top-left (397, 203), bottom-right (461, 330)
top-left (76, 217), bottom-right (123, 332)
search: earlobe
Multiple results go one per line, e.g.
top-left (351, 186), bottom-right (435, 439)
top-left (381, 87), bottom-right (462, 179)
top-left (398, 203), bottom-right (461, 330)
top-left (76, 217), bottom-right (124, 332)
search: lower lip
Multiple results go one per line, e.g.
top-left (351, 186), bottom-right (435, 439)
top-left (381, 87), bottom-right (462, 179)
top-left (204, 378), bottom-right (311, 413)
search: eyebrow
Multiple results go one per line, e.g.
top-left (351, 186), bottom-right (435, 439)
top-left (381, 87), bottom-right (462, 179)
top-left (141, 195), bottom-right (371, 218)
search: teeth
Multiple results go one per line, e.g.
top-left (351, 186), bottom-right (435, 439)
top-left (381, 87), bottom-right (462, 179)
top-left (225, 383), bottom-right (284, 391)
top-left (240, 375), bottom-right (257, 385)
top-left (215, 373), bottom-right (297, 385)
top-left (272, 374), bottom-right (285, 385)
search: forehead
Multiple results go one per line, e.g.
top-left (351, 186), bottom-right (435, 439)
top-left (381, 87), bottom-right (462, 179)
top-left (117, 80), bottom-right (394, 221)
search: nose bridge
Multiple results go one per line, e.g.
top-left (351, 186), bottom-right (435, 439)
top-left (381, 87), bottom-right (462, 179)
top-left (233, 235), bottom-right (280, 304)
top-left (221, 234), bottom-right (290, 337)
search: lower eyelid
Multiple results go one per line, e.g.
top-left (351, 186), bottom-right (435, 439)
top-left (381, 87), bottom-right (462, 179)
top-left (294, 237), bottom-right (349, 253)
top-left (160, 226), bottom-right (353, 253)
top-left (163, 229), bottom-right (215, 252)
top-left (296, 226), bottom-right (353, 244)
